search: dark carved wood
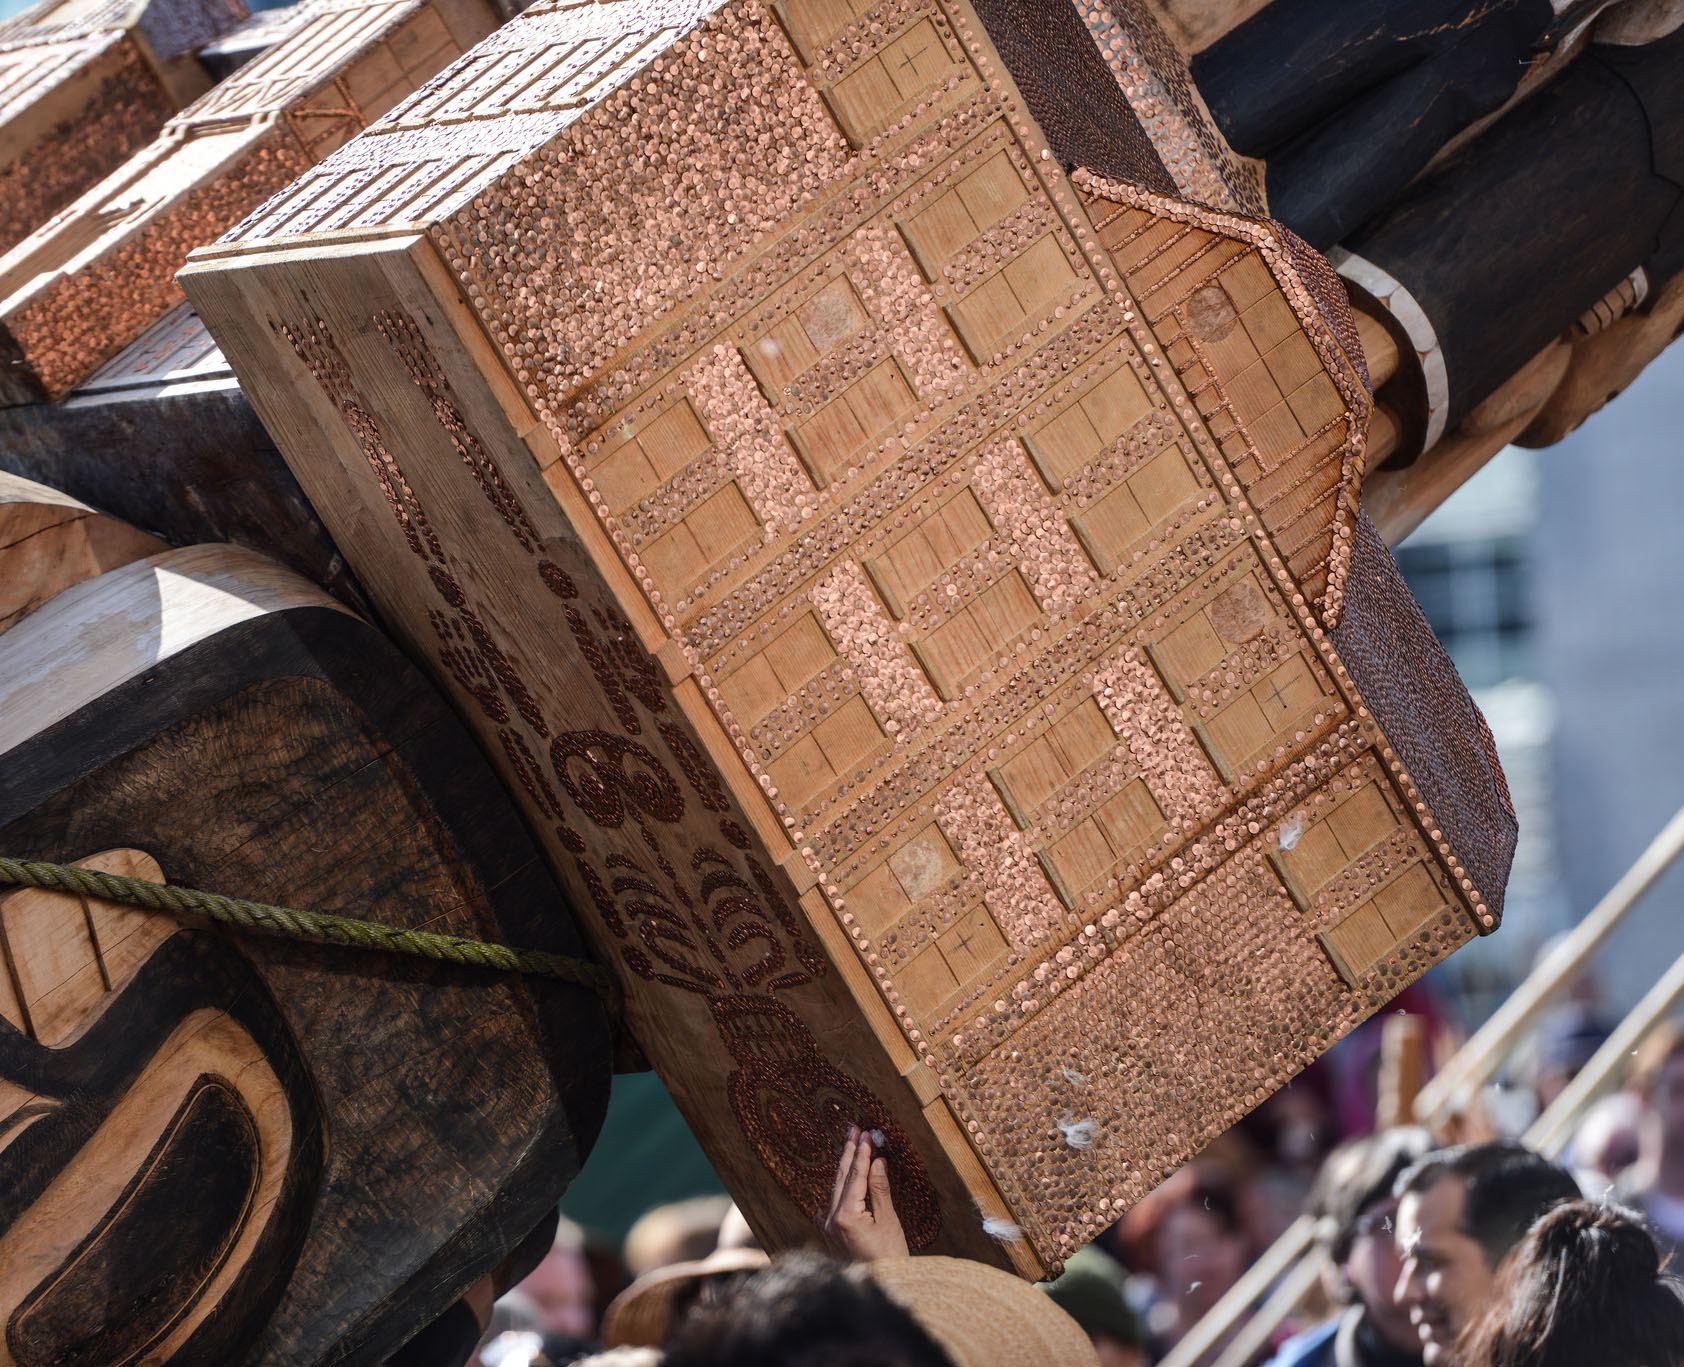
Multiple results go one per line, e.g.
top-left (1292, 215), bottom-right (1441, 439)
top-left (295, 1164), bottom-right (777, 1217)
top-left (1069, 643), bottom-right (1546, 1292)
top-left (1344, 24), bottom-right (1684, 433)
top-left (1191, 0), bottom-right (1558, 247)
top-left (0, 563), bottom-right (612, 1365)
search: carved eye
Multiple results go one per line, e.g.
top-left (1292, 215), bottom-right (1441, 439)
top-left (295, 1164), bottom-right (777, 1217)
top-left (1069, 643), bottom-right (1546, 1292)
top-left (10, 1079), bottom-right (262, 1367)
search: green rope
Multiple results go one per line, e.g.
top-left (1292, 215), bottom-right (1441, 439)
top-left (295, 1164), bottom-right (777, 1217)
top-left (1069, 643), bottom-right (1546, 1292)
top-left (0, 856), bottom-right (621, 1013)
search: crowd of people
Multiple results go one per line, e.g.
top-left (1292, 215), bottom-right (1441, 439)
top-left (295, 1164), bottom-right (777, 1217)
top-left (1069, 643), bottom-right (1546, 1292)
top-left (439, 1009), bottom-right (1684, 1367)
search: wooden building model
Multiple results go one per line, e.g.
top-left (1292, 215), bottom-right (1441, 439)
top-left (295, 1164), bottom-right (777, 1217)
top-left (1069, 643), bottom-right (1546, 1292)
top-left (0, 0), bottom-right (505, 404)
top-left (0, 0), bottom-right (247, 258)
top-left (184, 0), bottom-right (1516, 1276)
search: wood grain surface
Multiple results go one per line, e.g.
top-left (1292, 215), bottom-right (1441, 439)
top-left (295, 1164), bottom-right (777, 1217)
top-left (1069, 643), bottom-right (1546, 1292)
top-left (0, 546), bottom-right (611, 1364)
top-left (0, 472), bottom-right (166, 633)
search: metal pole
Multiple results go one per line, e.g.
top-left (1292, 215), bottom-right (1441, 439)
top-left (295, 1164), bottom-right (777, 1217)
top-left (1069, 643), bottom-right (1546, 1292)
top-left (1415, 804), bottom-right (1684, 1124)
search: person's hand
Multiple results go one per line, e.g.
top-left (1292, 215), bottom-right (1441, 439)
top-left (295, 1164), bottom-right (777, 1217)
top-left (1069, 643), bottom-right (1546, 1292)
top-left (821, 1124), bottom-right (909, 1260)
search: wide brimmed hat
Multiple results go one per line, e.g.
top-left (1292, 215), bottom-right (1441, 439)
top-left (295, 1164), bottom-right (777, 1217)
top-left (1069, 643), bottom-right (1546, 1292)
top-left (866, 1256), bottom-right (1099, 1366)
top-left (600, 1247), bottom-right (770, 1348)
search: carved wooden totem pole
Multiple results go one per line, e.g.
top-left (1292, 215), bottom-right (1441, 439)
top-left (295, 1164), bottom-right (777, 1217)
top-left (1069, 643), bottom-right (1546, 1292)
top-left (186, 0), bottom-right (1514, 1277)
top-left (0, 544), bottom-right (612, 1363)
top-left (4, 0), bottom-right (1683, 1358)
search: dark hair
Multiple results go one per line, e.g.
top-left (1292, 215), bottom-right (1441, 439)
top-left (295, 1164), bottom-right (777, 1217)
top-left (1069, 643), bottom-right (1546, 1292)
top-left (1310, 1127), bottom-right (1434, 1264)
top-left (662, 1251), bottom-right (953, 1367)
top-left (1453, 1200), bottom-right (1684, 1367)
top-left (1394, 1142), bottom-right (1579, 1266)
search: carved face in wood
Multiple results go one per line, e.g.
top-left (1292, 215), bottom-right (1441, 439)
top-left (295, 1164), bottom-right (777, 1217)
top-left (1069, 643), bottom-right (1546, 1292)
top-left (0, 852), bottom-right (322, 1366)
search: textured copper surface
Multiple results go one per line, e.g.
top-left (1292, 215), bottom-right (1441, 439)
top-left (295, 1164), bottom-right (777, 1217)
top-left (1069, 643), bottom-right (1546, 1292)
top-left (0, 0), bottom-right (249, 259)
top-left (186, 0), bottom-right (1513, 1274)
top-left (0, 0), bottom-right (497, 403)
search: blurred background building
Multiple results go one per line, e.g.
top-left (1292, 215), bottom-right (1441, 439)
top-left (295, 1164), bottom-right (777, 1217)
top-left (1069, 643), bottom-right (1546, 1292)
top-left (1398, 342), bottom-right (1684, 1029)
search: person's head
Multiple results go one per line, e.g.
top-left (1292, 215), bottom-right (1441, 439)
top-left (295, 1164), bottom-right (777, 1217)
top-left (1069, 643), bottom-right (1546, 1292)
top-left (1569, 1089), bottom-right (1643, 1181)
top-left (1452, 1200), bottom-right (1684, 1367)
top-left (1307, 1127), bottom-right (1433, 1351)
top-left (1631, 1020), bottom-right (1684, 1156)
top-left (518, 1216), bottom-right (598, 1338)
top-left (1524, 1003), bottom-right (1609, 1111)
top-left (661, 1251), bottom-right (952, 1367)
top-left (1156, 1182), bottom-right (1247, 1327)
top-left (622, 1195), bottom-right (733, 1278)
top-left (1392, 1143), bottom-right (1580, 1366)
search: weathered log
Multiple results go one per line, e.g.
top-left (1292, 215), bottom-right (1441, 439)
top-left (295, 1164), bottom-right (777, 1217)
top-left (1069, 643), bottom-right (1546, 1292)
top-left (185, 0), bottom-right (1513, 1277)
top-left (0, 544), bottom-right (611, 1364)
top-left (0, 304), bottom-right (368, 610)
top-left (1191, 0), bottom-right (1560, 249)
top-left (0, 471), bottom-right (165, 632)
top-left (1340, 24), bottom-right (1684, 447)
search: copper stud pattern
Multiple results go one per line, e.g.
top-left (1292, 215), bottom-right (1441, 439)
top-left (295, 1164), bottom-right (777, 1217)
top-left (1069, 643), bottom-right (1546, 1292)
top-left (187, 0), bottom-right (1504, 1275)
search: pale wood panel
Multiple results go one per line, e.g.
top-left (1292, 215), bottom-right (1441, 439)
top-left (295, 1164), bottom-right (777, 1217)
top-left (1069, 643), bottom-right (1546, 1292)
top-left (0, 545), bottom-right (353, 755)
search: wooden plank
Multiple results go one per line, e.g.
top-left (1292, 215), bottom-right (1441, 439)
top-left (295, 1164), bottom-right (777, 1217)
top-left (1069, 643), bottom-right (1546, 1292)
top-left (0, 471), bottom-right (165, 632)
top-left (181, 0), bottom-right (1507, 1278)
top-left (0, 545), bottom-right (611, 1363)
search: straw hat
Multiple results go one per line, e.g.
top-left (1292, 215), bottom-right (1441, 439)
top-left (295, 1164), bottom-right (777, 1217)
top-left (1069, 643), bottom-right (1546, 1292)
top-left (600, 1247), bottom-right (770, 1348)
top-left (866, 1256), bottom-right (1100, 1367)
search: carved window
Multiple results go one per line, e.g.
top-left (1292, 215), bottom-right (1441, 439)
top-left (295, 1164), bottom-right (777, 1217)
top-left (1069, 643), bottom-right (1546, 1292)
top-left (845, 822), bottom-right (966, 938)
top-left (1039, 780), bottom-right (1165, 906)
top-left (864, 487), bottom-right (991, 616)
top-left (989, 698), bottom-right (1115, 828)
top-left (788, 358), bottom-right (917, 487)
top-left (900, 149), bottom-right (1030, 280)
top-left (1321, 864), bottom-right (1448, 984)
top-left (1266, 770), bottom-right (1451, 986)
top-left (744, 275), bottom-right (871, 399)
top-left (716, 610), bottom-right (886, 812)
top-left (947, 233), bottom-right (1079, 362)
top-left (987, 696), bottom-right (1169, 907)
top-left (775, 0), bottom-right (878, 63)
top-left (1148, 558), bottom-right (1336, 782)
top-left (1274, 780), bottom-right (1394, 900)
top-left (1022, 362), bottom-right (1153, 492)
top-left (1190, 255), bottom-right (1344, 471)
top-left (1069, 443), bottom-right (1202, 573)
top-left (590, 398), bottom-right (761, 603)
top-left (863, 485), bottom-right (1039, 700)
top-left (825, 19), bottom-right (961, 146)
top-left (912, 572), bottom-right (1038, 701)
